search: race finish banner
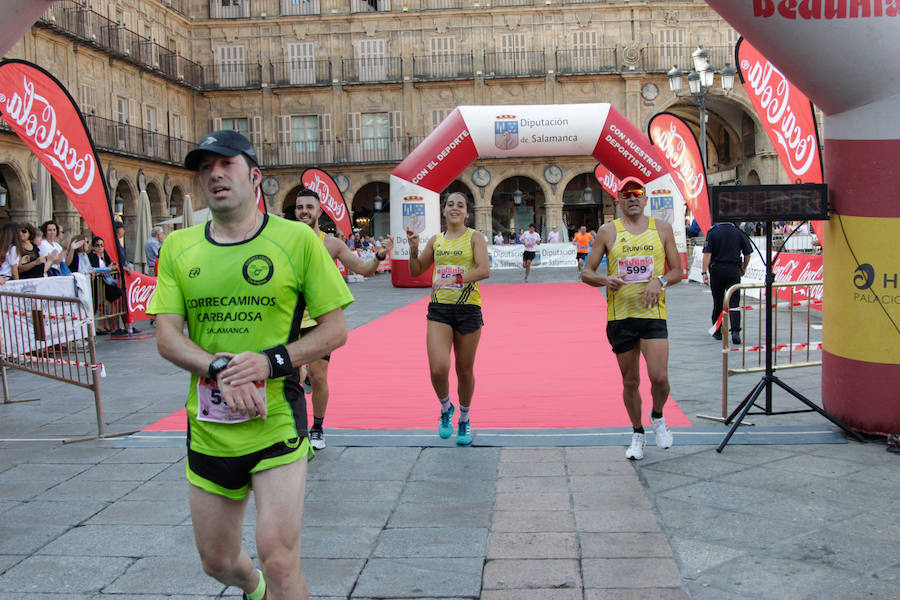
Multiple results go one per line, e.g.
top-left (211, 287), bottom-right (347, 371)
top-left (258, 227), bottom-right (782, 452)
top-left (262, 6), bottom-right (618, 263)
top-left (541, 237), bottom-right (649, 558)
top-left (736, 37), bottom-right (824, 239)
top-left (488, 242), bottom-right (578, 270)
top-left (0, 60), bottom-right (118, 273)
top-left (648, 112), bottom-right (711, 236)
top-left (301, 168), bottom-right (353, 239)
top-left (391, 104), bottom-right (686, 286)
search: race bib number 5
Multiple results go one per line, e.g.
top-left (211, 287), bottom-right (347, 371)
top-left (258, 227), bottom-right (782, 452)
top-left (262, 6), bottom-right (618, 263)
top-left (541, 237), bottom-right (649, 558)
top-left (196, 377), bottom-right (266, 424)
top-left (618, 256), bottom-right (654, 283)
top-left (435, 265), bottom-right (464, 289)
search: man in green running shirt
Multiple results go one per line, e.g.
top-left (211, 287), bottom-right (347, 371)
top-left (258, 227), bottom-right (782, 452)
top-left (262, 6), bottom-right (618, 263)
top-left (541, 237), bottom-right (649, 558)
top-left (149, 130), bottom-right (353, 600)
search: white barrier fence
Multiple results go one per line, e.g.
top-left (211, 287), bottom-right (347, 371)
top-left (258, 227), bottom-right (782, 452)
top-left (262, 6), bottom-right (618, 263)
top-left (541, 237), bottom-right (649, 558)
top-left (488, 242), bottom-right (578, 270)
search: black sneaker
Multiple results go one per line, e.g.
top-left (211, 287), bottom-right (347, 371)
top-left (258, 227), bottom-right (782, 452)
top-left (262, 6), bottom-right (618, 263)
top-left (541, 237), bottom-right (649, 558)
top-left (309, 427), bottom-right (326, 450)
top-left (731, 332), bottom-right (741, 345)
top-left (712, 331), bottom-right (723, 340)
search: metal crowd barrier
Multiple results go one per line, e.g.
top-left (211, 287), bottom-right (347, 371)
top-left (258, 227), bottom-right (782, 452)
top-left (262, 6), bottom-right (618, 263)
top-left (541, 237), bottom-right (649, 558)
top-left (0, 288), bottom-right (136, 442)
top-left (698, 280), bottom-right (824, 423)
top-left (90, 269), bottom-right (127, 326)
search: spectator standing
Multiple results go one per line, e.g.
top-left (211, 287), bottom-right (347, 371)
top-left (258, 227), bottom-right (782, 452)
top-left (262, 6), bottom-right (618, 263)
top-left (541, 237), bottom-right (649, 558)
top-left (701, 223), bottom-right (753, 344)
top-left (493, 231), bottom-right (503, 245)
top-left (548, 226), bottom-right (560, 243)
top-left (144, 226), bottom-right (166, 275)
top-left (12, 222), bottom-right (44, 279)
top-left (39, 220), bottom-right (64, 276)
top-left (0, 221), bottom-right (19, 285)
top-left (573, 225), bottom-right (593, 274)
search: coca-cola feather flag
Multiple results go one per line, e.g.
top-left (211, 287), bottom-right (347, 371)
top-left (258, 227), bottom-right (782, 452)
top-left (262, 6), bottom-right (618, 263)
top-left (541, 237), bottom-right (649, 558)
top-left (648, 112), bottom-right (712, 234)
top-left (0, 59), bottom-right (117, 265)
top-left (736, 37), bottom-right (824, 240)
top-left (593, 163), bottom-right (620, 198)
top-left (736, 37), bottom-right (823, 186)
top-left (300, 168), bottom-right (353, 239)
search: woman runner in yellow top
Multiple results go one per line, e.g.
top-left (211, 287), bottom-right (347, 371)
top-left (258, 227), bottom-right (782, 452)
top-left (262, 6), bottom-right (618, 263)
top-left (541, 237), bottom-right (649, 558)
top-left (407, 192), bottom-right (490, 445)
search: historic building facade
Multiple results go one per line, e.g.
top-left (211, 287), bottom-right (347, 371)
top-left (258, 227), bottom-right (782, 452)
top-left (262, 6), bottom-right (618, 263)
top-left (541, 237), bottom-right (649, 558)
top-left (0, 0), bottom-right (790, 256)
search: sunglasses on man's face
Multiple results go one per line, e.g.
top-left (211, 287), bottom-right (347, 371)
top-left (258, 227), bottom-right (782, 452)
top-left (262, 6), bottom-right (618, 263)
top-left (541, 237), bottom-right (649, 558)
top-left (619, 189), bottom-right (645, 199)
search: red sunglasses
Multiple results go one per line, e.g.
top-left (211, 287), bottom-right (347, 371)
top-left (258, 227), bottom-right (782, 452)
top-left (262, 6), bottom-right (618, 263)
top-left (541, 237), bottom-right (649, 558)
top-left (619, 189), bottom-right (645, 199)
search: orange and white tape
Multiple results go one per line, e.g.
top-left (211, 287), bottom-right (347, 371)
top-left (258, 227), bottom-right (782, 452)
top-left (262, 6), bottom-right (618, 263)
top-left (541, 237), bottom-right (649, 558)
top-left (4, 353), bottom-right (106, 377)
top-left (708, 298), bottom-right (823, 335)
top-left (722, 341), bottom-right (823, 353)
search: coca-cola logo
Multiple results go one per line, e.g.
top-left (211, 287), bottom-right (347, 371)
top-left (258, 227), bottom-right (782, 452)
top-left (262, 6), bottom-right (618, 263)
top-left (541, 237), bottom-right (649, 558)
top-left (741, 57), bottom-right (818, 178)
top-left (773, 257), bottom-right (824, 301)
top-left (302, 172), bottom-right (346, 221)
top-left (651, 122), bottom-right (705, 201)
top-left (0, 75), bottom-right (96, 195)
top-left (128, 276), bottom-right (156, 312)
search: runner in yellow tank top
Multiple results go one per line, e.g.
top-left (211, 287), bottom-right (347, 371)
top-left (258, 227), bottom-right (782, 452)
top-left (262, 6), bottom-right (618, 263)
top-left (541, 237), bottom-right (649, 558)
top-left (407, 192), bottom-right (490, 446)
top-left (581, 176), bottom-right (682, 461)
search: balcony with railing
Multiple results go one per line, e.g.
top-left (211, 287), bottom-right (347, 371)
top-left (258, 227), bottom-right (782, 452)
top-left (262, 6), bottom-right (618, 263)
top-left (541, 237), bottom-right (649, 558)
top-left (641, 45), bottom-right (735, 73)
top-left (484, 51), bottom-right (546, 79)
top-left (84, 115), bottom-right (191, 165)
top-left (37, 3), bottom-right (201, 89)
top-left (270, 59), bottom-right (332, 87)
top-left (260, 141), bottom-right (336, 167)
top-left (349, 0), bottom-right (392, 13)
top-left (209, 0), bottom-right (251, 18)
top-left (492, 0), bottom-right (534, 6)
top-left (343, 137), bottom-right (406, 163)
top-left (341, 57), bottom-right (402, 84)
top-left (419, 0), bottom-right (464, 8)
top-left (201, 63), bottom-right (263, 89)
top-left (281, 0), bottom-right (321, 15)
top-left (556, 48), bottom-right (618, 76)
top-left (412, 53), bottom-right (474, 81)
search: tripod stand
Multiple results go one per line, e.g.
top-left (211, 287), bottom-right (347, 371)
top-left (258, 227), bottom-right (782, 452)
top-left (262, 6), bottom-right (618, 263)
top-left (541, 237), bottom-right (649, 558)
top-left (716, 221), bottom-right (865, 452)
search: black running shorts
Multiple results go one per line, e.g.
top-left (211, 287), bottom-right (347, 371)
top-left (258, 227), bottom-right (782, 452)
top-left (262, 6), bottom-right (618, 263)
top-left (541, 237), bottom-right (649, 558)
top-left (187, 437), bottom-right (312, 500)
top-left (522, 250), bottom-right (536, 263)
top-left (606, 318), bottom-right (668, 354)
top-left (426, 302), bottom-right (484, 334)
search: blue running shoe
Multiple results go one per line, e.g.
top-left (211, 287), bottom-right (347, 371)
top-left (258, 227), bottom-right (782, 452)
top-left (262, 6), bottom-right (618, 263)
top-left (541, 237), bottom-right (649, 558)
top-left (439, 404), bottom-right (455, 439)
top-left (457, 420), bottom-right (472, 446)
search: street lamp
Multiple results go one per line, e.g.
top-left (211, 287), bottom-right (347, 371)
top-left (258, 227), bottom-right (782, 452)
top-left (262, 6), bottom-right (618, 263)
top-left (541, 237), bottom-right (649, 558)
top-left (169, 199), bottom-right (177, 217)
top-left (583, 183), bottom-right (593, 204)
top-left (513, 177), bottom-right (523, 205)
top-left (114, 195), bottom-right (124, 214)
top-left (0, 183), bottom-right (7, 207)
top-left (667, 46), bottom-right (736, 167)
top-left (373, 184), bottom-right (383, 211)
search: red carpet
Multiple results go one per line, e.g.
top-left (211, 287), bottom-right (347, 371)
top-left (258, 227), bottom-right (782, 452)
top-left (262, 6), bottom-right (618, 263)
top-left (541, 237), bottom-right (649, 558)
top-left (145, 283), bottom-right (690, 431)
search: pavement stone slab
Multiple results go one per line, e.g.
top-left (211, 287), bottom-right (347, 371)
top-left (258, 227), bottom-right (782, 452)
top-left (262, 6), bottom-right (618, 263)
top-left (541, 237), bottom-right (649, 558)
top-left (0, 555), bottom-right (133, 594)
top-left (500, 447), bottom-right (565, 462)
top-left (0, 525), bottom-right (70, 555)
top-left (582, 557), bottom-right (683, 589)
top-left (408, 448), bottom-right (500, 481)
top-left (302, 558), bottom-right (366, 598)
top-left (353, 557), bottom-right (483, 598)
top-left (301, 526), bottom-right (381, 559)
top-left (36, 524), bottom-right (169, 557)
top-left (574, 510), bottom-right (662, 533)
top-left (84, 500), bottom-right (189, 526)
top-left (490, 510), bottom-right (576, 533)
top-left (585, 589), bottom-right (690, 600)
top-left (497, 460), bottom-right (565, 477)
top-left (486, 532), bottom-right (578, 559)
top-left (493, 491), bottom-right (571, 512)
top-left (302, 500), bottom-right (395, 528)
top-left (387, 500), bottom-right (494, 529)
top-left (481, 590), bottom-right (584, 600)
top-left (1, 499), bottom-right (108, 526)
top-left (103, 556), bottom-right (224, 595)
top-left (482, 558), bottom-right (581, 590)
top-left (305, 479), bottom-right (405, 502)
top-left (398, 478), bottom-right (496, 504)
top-left (374, 527), bottom-right (488, 558)
top-left (579, 532), bottom-right (674, 559)
top-left (495, 475), bottom-right (568, 493)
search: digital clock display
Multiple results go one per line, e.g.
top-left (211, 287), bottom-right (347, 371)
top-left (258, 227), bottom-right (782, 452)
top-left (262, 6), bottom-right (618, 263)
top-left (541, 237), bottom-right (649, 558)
top-left (711, 184), bottom-right (829, 222)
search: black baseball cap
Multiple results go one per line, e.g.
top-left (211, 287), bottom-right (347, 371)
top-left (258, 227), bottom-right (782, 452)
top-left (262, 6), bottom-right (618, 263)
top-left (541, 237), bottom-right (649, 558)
top-left (184, 130), bottom-right (259, 171)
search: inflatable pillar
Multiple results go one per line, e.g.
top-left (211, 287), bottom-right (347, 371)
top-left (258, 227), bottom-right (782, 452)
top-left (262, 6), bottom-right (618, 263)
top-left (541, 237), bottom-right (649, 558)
top-left (704, 2), bottom-right (900, 434)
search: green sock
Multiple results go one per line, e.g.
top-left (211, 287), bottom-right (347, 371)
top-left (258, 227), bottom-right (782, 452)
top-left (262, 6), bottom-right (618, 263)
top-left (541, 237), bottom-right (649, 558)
top-left (247, 569), bottom-right (266, 600)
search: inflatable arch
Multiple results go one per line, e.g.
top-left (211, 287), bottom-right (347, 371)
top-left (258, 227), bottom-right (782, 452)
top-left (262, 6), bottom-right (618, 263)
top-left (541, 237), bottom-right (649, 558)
top-left (390, 104), bottom-right (688, 287)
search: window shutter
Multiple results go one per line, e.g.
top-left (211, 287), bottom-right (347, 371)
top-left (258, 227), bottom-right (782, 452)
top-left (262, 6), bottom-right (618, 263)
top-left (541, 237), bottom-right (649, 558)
top-left (251, 115), bottom-right (262, 147)
top-left (389, 111), bottom-right (402, 140)
top-left (347, 112), bottom-right (361, 141)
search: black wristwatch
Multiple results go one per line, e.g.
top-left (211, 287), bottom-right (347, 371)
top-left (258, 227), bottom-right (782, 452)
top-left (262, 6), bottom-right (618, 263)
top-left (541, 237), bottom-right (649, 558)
top-left (207, 356), bottom-right (231, 381)
top-left (375, 251), bottom-right (386, 261)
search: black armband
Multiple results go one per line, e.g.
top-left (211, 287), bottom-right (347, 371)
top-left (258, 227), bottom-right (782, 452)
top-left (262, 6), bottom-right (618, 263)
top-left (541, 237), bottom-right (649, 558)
top-left (261, 344), bottom-right (293, 379)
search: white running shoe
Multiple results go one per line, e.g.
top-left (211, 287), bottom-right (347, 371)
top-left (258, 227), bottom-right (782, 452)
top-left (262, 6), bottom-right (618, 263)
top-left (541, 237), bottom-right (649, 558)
top-left (649, 413), bottom-right (674, 449)
top-left (309, 427), bottom-right (326, 450)
top-left (625, 432), bottom-right (646, 460)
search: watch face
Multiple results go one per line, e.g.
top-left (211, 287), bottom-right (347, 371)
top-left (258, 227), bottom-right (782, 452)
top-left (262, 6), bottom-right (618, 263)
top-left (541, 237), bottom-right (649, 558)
top-left (641, 83), bottom-right (659, 101)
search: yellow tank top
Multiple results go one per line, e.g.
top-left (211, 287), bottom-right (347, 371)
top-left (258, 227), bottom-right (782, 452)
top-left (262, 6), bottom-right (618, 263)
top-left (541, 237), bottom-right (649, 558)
top-left (300, 230), bottom-right (329, 329)
top-left (431, 228), bottom-right (481, 306)
top-left (606, 218), bottom-right (667, 321)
